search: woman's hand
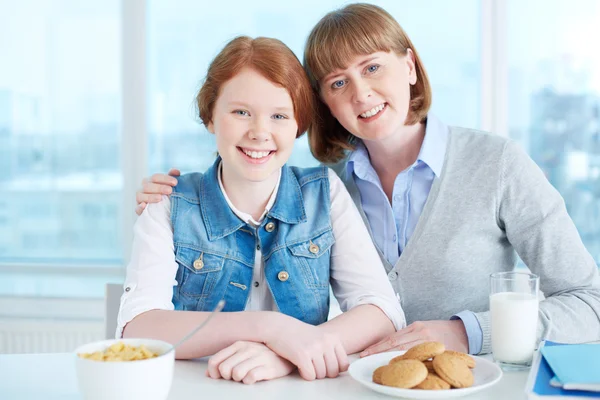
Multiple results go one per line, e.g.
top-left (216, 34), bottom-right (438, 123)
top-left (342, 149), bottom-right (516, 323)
top-left (264, 315), bottom-right (349, 381)
top-left (359, 320), bottom-right (469, 357)
top-left (206, 341), bottom-right (295, 384)
top-left (135, 168), bottom-right (180, 215)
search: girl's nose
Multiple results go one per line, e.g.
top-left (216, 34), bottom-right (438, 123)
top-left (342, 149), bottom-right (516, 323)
top-left (248, 118), bottom-right (271, 141)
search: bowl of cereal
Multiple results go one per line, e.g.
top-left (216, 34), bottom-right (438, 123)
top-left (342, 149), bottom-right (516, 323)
top-left (74, 338), bottom-right (175, 400)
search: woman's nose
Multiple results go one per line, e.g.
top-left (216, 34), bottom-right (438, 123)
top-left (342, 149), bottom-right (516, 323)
top-left (352, 79), bottom-right (372, 103)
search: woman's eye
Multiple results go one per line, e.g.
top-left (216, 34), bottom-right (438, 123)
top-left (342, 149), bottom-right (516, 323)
top-left (367, 64), bottom-right (379, 73)
top-left (272, 114), bottom-right (287, 120)
top-left (331, 80), bottom-right (346, 89)
top-left (233, 110), bottom-right (249, 116)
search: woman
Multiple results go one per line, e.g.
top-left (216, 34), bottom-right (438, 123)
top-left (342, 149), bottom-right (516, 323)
top-left (119, 35), bottom-right (405, 384)
top-left (136, 3), bottom-right (600, 357)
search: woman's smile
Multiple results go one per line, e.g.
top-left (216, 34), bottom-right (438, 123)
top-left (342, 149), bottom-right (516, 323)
top-left (358, 103), bottom-right (388, 122)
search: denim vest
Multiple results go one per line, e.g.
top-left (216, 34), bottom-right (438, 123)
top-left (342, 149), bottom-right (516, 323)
top-left (170, 159), bottom-right (334, 325)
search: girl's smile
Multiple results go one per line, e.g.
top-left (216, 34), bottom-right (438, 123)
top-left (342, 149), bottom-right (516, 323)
top-left (237, 146), bottom-right (276, 164)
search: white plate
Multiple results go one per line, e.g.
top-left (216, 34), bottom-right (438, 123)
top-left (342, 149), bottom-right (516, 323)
top-left (348, 351), bottom-right (502, 399)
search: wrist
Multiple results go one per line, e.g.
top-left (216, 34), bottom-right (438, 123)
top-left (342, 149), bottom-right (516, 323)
top-left (257, 312), bottom-right (291, 342)
top-left (451, 311), bottom-right (483, 354)
top-left (449, 317), bottom-right (470, 354)
top-left (316, 322), bottom-right (338, 337)
top-left (451, 319), bottom-right (467, 337)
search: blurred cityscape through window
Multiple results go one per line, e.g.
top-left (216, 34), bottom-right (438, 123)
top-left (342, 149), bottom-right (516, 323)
top-left (508, 0), bottom-right (600, 261)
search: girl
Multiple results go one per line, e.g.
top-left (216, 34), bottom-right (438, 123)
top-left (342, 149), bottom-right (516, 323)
top-left (137, 3), bottom-right (600, 357)
top-left (118, 35), bottom-right (405, 385)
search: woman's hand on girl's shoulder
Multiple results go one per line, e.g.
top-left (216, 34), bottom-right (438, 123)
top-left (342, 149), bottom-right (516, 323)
top-left (206, 341), bottom-right (295, 384)
top-left (135, 168), bottom-right (181, 215)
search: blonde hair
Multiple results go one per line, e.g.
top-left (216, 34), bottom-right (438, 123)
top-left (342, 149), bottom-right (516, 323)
top-left (303, 3), bottom-right (432, 163)
top-left (197, 36), bottom-right (315, 137)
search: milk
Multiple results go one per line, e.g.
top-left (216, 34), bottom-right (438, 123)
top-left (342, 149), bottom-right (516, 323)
top-left (490, 292), bottom-right (538, 364)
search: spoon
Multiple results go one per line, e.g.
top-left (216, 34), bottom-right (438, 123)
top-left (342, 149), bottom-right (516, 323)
top-left (165, 299), bottom-right (225, 354)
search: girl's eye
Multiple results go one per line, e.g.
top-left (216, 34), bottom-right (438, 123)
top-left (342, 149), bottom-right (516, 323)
top-left (272, 114), bottom-right (288, 120)
top-left (233, 110), bottom-right (249, 116)
top-left (367, 64), bottom-right (379, 73)
top-left (331, 80), bottom-right (346, 89)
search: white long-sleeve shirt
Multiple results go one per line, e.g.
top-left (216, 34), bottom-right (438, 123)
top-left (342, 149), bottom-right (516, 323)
top-left (117, 168), bottom-right (406, 338)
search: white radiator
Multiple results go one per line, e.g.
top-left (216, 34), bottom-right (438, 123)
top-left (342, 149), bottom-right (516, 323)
top-left (0, 319), bottom-right (103, 354)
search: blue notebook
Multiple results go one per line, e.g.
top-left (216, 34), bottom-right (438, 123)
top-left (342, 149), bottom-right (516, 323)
top-left (542, 343), bottom-right (600, 392)
top-left (526, 341), bottom-right (600, 399)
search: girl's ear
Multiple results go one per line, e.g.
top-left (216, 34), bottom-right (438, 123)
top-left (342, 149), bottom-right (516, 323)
top-left (207, 121), bottom-right (215, 134)
top-left (406, 48), bottom-right (417, 85)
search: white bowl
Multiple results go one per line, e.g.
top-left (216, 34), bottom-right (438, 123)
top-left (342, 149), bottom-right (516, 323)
top-left (74, 338), bottom-right (175, 400)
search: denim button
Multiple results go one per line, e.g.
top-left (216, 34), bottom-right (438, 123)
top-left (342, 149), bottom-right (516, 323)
top-left (388, 271), bottom-right (398, 280)
top-left (265, 222), bottom-right (275, 232)
top-left (193, 258), bottom-right (204, 270)
top-left (309, 243), bottom-right (319, 254)
top-left (277, 271), bottom-right (289, 282)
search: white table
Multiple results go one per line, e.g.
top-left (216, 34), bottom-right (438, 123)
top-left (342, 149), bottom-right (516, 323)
top-left (0, 353), bottom-right (528, 400)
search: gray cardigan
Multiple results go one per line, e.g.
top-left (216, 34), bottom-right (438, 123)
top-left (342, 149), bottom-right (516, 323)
top-left (333, 127), bottom-right (600, 354)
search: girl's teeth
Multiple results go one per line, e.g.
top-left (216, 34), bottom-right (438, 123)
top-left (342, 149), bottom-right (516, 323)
top-left (244, 150), bottom-right (270, 159)
top-left (360, 104), bottom-right (385, 118)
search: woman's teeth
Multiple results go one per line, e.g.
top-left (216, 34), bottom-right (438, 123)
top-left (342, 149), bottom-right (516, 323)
top-left (360, 104), bottom-right (385, 118)
top-left (243, 149), bottom-right (271, 159)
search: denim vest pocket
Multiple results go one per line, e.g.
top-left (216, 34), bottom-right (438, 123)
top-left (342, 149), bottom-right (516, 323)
top-left (288, 230), bottom-right (335, 289)
top-left (175, 246), bottom-right (224, 298)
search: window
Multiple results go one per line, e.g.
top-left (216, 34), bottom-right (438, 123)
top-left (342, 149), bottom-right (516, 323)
top-left (507, 0), bottom-right (600, 263)
top-left (0, 0), bottom-right (122, 297)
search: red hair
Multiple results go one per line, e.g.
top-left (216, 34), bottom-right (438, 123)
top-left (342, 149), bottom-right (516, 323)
top-left (197, 36), bottom-right (315, 137)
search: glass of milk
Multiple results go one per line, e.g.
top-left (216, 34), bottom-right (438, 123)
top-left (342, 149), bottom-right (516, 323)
top-left (490, 271), bottom-right (540, 371)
